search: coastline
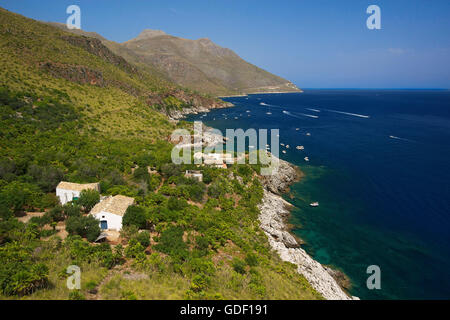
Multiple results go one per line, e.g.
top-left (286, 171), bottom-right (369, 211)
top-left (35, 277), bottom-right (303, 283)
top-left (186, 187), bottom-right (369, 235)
top-left (175, 101), bottom-right (358, 300)
top-left (258, 158), bottom-right (358, 300)
top-left (218, 90), bottom-right (303, 98)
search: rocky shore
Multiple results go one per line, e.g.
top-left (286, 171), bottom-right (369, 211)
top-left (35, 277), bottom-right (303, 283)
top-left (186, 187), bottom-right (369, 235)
top-left (178, 100), bottom-right (359, 300)
top-left (166, 100), bottom-right (233, 120)
top-left (258, 157), bottom-right (359, 300)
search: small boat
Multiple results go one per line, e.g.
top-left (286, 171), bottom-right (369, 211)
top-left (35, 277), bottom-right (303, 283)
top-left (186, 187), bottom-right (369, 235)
top-left (295, 128), bottom-right (300, 131)
top-left (310, 202), bottom-right (319, 207)
top-left (282, 150), bottom-right (286, 154)
top-left (266, 112), bottom-right (272, 115)
top-left (304, 156), bottom-right (309, 161)
top-left (281, 143), bottom-right (285, 146)
top-left (296, 145), bottom-right (304, 150)
top-left (234, 117), bottom-right (238, 120)
top-left (246, 110), bottom-right (251, 113)
top-left (306, 132), bottom-right (311, 136)
top-left (286, 145), bottom-right (290, 149)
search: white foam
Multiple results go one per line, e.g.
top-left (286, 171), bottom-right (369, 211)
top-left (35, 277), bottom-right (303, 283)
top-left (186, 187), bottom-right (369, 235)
top-left (326, 109), bottom-right (370, 118)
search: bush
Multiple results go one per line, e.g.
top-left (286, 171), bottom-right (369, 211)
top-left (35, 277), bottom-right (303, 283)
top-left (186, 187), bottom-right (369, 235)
top-left (232, 258), bottom-right (247, 274)
top-left (154, 226), bottom-right (188, 261)
top-left (78, 189), bottom-right (100, 212)
top-left (66, 215), bottom-right (100, 242)
top-left (63, 203), bottom-right (82, 217)
top-left (0, 242), bottom-right (49, 296)
top-left (123, 205), bottom-right (147, 229)
top-left (167, 196), bottom-right (188, 211)
top-left (245, 252), bottom-right (259, 267)
top-left (134, 231), bottom-right (150, 248)
top-left (124, 238), bottom-right (145, 258)
top-left (68, 290), bottom-right (86, 300)
top-left (47, 205), bottom-right (65, 222)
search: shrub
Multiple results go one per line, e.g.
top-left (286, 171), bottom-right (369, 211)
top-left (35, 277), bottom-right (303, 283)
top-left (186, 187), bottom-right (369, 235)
top-left (123, 205), bottom-right (147, 229)
top-left (191, 274), bottom-right (210, 292)
top-left (66, 215), bottom-right (100, 242)
top-left (78, 189), bottom-right (100, 212)
top-left (47, 205), bottom-right (65, 222)
top-left (124, 238), bottom-right (145, 258)
top-left (245, 252), bottom-right (259, 267)
top-left (63, 203), bottom-right (82, 217)
top-left (167, 196), bottom-right (188, 211)
top-left (68, 290), bottom-right (86, 300)
top-left (232, 258), bottom-right (247, 275)
top-left (154, 226), bottom-right (188, 261)
top-left (0, 242), bottom-right (49, 296)
top-left (134, 231), bottom-right (150, 248)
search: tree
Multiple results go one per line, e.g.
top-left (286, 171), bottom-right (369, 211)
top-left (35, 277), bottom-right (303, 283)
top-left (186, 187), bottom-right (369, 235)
top-left (78, 189), bottom-right (100, 212)
top-left (122, 205), bottom-right (147, 229)
top-left (66, 215), bottom-right (100, 242)
top-left (62, 203), bottom-right (82, 217)
top-left (154, 226), bottom-right (188, 261)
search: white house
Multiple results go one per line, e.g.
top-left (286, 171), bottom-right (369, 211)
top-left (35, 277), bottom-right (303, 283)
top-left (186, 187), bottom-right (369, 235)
top-left (56, 181), bottom-right (100, 205)
top-left (185, 170), bottom-right (203, 182)
top-left (193, 152), bottom-right (233, 168)
top-left (90, 195), bottom-right (134, 231)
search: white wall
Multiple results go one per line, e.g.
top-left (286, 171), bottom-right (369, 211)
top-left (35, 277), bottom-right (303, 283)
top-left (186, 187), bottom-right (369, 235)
top-left (92, 211), bottom-right (123, 231)
top-left (56, 188), bottom-right (81, 205)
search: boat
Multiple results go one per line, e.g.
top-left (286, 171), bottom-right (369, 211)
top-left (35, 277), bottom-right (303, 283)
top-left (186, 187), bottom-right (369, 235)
top-left (286, 145), bottom-right (290, 149)
top-left (282, 150), bottom-right (286, 154)
top-left (296, 145), bottom-right (304, 150)
top-left (304, 156), bottom-right (309, 161)
top-left (280, 143), bottom-right (285, 146)
top-left (295, 128), bottom-right (300, 131)
top-left (310, 202), bottom-right (319, 207)
top-left (306, 132), bottom-right (311, 136)
top-left (266, 112), bottom-right (272, 115)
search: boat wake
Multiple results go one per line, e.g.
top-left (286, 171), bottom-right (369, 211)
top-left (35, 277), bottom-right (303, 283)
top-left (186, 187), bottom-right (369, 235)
top-left (283, 110), bottom-right (319, 119)
top-left (306, 108), bottom-right (321, 113)
top-left (326, 109), bottom-right (370, 118)
top-left (389, 135), bottom-right (411, 142)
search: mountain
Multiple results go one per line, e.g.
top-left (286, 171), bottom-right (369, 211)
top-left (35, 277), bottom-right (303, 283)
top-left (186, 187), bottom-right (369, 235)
top-left (0, 7), bottom-right (321, 300)
top-left (49, 24), bottom-right (301, 96)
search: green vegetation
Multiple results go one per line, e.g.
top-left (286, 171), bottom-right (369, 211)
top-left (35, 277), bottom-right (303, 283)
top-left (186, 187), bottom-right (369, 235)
top-left (0, 7), bottom-right (320, 300)
top-left (78, 190), bottom-right (100, 213)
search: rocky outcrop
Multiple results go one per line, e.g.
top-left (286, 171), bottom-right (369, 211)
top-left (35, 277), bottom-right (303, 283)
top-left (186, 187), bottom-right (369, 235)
top-left (39, 61), bottom-right (105, 86)
top-left (258, 160), bottom-right (359, 300)
top-left (260, 157), bottom-right (301, 194)
top-left (164, 100), bottom-right (232, 120)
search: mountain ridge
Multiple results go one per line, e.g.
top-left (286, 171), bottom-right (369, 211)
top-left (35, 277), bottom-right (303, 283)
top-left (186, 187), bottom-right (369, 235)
top-left (48, 24), bottom-right (301, 96)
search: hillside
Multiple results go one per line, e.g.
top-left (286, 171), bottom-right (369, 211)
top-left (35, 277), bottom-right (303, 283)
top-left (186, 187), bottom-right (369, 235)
top-left (0, 7), bottom-right (320, 300)
top-left (49, 24), bottom-right (301, 96)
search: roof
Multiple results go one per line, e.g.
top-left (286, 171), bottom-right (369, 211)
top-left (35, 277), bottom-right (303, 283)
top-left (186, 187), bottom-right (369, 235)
top-left (56, 181), bottom-right (100, 192)
top-left (90, 195), bottom-right (135, 217)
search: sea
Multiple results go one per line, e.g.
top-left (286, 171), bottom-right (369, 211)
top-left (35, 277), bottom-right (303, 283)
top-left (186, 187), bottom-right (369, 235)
top-left (185, 90), bottom-right (450, 299)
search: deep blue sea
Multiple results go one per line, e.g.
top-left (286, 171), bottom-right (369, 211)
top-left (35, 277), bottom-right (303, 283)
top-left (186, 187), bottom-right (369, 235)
top-left (186, 90), bottom-right (450, 299)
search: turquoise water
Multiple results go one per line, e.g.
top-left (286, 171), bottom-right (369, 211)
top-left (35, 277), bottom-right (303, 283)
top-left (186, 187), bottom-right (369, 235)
top-left (186, 90), bottom-right (450, 299)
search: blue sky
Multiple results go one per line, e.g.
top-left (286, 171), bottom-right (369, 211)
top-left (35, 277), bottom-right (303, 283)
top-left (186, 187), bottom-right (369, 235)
top-left (1, 0), bottom-right (449, 88)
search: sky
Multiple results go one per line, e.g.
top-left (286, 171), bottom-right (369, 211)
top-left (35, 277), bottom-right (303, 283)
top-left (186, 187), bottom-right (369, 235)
top-left (1, 0), bottom-right (449, 88)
